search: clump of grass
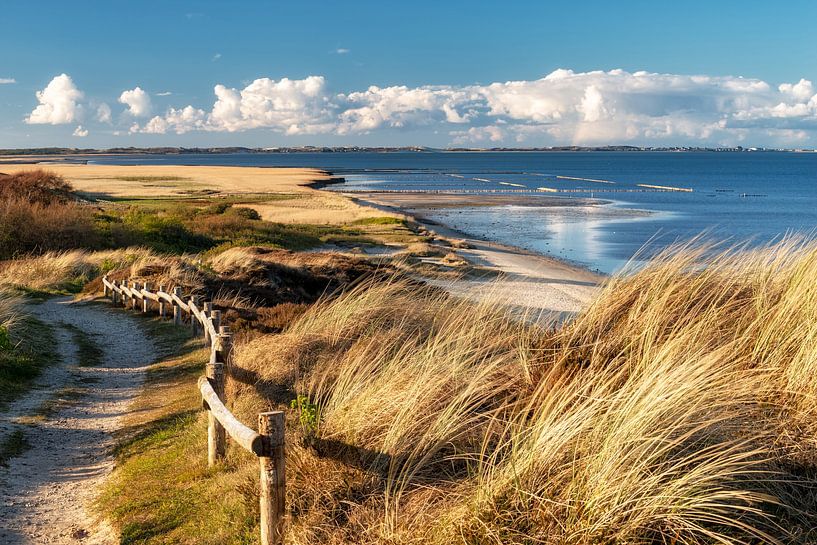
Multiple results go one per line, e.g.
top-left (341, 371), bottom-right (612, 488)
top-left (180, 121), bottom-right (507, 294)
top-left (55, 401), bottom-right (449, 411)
top-left (0, 289), bottom-right (59, 405)
top-left (0, 429), bottom-right (31, 466)
top-left (350, 216), bottom-right (406, 226)
top-left (61, 322), bottom-right (105, 367)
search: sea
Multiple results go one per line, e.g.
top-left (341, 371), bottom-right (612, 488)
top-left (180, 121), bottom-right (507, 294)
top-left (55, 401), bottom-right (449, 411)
top-left (91, 151), bottom-right (817, 274)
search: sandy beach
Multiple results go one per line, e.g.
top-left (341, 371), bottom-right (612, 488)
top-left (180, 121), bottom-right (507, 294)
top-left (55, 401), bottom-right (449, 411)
top-left (348, 190), bottom-right (603, 318)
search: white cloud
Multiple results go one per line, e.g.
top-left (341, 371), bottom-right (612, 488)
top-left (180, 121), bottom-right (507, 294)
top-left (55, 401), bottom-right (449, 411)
top-left (335, 48), bottom-right (350, 54)
top-left (212, 53), bottom-right (222, 62)
top-left (96, 103), bottom-right (112, 123)
top-left (124, 69), bottom-right (817, 146)
top-left (0, 78), bottom-right (15, 84)
top-left (132, 76), bottom-right (335, 135)
top-left (140, 106), bottom-right (207, 134)
top-left (119, 87), bottom-right (152, 117)
top-left (26, 74), bottom-right (84, 125)
top-left (72, 125), bottom-right (89, 137)
top-left (156, 91), bottom-right (173, 96)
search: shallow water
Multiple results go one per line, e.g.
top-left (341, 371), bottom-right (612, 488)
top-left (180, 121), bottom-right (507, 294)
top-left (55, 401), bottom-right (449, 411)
top-left (93, 151), bottom-right (817, 274)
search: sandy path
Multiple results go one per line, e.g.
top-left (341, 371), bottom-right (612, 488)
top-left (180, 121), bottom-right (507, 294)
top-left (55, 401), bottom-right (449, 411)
top-left (0, 298), bottom-right (156, 544)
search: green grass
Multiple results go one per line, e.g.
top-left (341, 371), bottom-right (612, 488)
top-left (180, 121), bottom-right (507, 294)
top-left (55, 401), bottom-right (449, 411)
top-left (351, 216), bottom-right (407, 226)
top-left (98, 316), bottom-right (260, 544)
top-left (60, 322), bottom-right (105, 367)
top-left (0, 317), bottom-right (59, 406)
top-left (0, 429), bottom-right (31, 466)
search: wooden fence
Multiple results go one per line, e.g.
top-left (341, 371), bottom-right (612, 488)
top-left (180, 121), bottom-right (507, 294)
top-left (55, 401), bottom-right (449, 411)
top-left (102, 276), bottom-right (286, 545)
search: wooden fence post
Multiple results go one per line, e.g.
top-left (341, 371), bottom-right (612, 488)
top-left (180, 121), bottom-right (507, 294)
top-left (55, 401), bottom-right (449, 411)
top-left (206, 360), bottom-right (226, 466)
top-left (190, 296), bottom-right (201, 336)
top-left (158, 284), bottom-right (166, 319)
top-left (203, 302), bottom-right (213, 343)
top-left (173, 287), bottom-right (183, 325)
top-left (111, 281), bottom-right (118, 305)
top-left (258, 411), bottom-right (286, 545)
top-left (216, 326), bottom-right (232, 365)
top-left (123, 280), bottom-right (130, 309)
top-left (131, 281), bottom-right (139, 311)
top-left (211, 310), bottom-right (222, 340)
top-left (142, 282), bottom-right (151, 313)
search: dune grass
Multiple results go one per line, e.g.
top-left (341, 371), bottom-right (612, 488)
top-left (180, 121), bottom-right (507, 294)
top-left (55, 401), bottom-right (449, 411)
top-left (95, 238), bottom-right (817, 544)
top-left (0, 289), bottom-right (59, 405)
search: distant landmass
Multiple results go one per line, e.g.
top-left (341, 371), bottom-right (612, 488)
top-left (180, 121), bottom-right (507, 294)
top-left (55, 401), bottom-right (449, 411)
top-left (0, 145), bottom-right (813, 156)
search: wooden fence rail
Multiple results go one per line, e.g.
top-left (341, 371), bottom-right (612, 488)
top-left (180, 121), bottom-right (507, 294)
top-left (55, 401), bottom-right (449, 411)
top-left (102, 276), bottom-right (286, 545)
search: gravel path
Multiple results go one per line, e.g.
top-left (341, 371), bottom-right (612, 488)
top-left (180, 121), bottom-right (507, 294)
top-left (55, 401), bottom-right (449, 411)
top-left (0, 297), bottom-right (155, 544)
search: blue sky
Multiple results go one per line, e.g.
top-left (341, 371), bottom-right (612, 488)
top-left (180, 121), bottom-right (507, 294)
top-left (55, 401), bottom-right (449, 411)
top-left (1, 1), bottom-right (816, 148)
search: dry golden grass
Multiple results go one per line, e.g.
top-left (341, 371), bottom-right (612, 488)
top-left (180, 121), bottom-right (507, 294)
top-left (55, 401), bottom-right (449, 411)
top-left (247, 193), bottom-right (401, 225)
top-left (221, 239), bottom-right (817, 544)
top-left (0, 248), bottom-right (156, 293)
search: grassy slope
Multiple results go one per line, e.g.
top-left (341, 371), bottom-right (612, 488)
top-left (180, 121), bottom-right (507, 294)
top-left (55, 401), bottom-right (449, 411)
top-left (0, 315), bottom-right (59, 406)
top-left (100, 241), bottom-right (817, 545)
top-left (99, 317), bottom-right (262, 545)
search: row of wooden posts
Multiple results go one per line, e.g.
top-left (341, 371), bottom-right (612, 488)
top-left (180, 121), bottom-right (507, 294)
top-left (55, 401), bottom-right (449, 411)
top-left (102, 276), bottom-right (286, 545)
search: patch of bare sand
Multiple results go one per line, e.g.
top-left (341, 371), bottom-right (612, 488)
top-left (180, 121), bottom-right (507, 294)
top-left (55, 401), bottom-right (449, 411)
top-left (0, 164), bottom-right (330, 198)
top-left (247, 193), bottom-right (401, 224)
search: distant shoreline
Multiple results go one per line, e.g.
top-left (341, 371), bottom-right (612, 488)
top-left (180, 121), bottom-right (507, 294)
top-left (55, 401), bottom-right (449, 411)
top-left (1, 146), bottom-right (814, 159)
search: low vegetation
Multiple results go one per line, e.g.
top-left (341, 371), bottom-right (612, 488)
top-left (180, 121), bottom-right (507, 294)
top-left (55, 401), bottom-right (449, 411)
top-left (0, 169), bottom-right (424, 261)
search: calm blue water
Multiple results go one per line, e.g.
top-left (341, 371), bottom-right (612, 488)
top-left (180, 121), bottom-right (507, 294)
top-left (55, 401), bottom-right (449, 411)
top-left (91, 152), bottom-right (817, 273)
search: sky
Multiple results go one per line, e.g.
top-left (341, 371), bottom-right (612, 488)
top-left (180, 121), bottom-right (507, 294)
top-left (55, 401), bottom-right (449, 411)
top-left (1, 0), bottom-right (816, 149)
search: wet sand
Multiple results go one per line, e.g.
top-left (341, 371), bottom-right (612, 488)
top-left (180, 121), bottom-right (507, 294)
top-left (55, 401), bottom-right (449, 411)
top-left (348, 191), bottom-right (605, 319)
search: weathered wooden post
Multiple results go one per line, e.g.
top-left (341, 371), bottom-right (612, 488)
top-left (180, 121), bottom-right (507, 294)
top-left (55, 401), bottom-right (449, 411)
top-left (189, 296), bottom-right (200, 336)
top-left (206, 358), bottom-right (226, 465)
top-left (173, 287), bottom-right (183, 325)
top-left (123, 280), bottom-right (130, 309)
top-left (211, 310), bottom-right (222, 340)
top-left (158, 284), bottom-right (166, 319)
top-left (131, 281), bottom-right (139, 310)
top-left (216, 325), bottom-right (232, 364)
top-left (203, 301), bottom-right (213, 343)
top-left (142, 282), bottom-right (151, 313)
top-left (103, 279), bottom-right (109, 298)
top-left (258, 411), bottom-right (286, 545)
top-left (111, 280), bottom-right (119, 305)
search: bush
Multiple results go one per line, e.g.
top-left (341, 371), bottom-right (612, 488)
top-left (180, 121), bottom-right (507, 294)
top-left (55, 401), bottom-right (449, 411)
top-left (0, 198), bottom-right (101, 259)
top-left (0, 169), bottom-right (75, 205)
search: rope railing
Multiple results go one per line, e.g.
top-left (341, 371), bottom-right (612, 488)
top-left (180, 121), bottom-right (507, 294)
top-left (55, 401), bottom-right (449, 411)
top-left (102, 276), bottom-right (286, 545)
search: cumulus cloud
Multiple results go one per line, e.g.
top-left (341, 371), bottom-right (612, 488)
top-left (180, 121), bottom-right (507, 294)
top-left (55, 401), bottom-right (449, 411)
top-left (0, 78), bottom-right (15, 84)
top-left (119, 87), bottom-right (152, 117)
top-left (96, 103), bottom-right (112, 123)
top-left (132, 75), bottom-right (336, 135)
top-left (126, 69), bottom-right (817, 145)
top-left (26, 74), bottom-right (84, 125)
top-left (72, 125), bottom-right (89, 137)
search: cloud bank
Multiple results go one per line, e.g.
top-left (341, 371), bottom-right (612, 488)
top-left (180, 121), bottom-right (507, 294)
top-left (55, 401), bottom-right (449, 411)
top-left (25, 69), bottom-right (817, 145)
